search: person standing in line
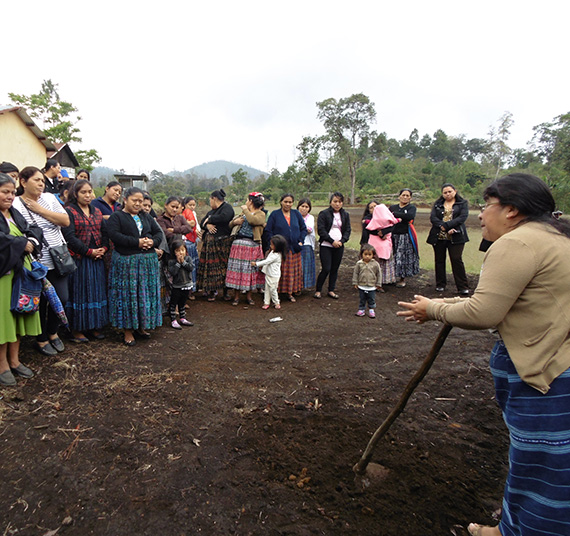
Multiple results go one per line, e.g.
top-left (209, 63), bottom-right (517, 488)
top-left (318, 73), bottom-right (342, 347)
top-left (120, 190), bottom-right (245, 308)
top-left (352, 243), bottom-right (382, 318)
top-left (252, 234), bottom-right (287, 310)
top-left (167, 239), bottom-right (194, 329)
top-left (297, 198), bottom-right (316, 290)
top-left (426, 183), bottom-right (470, 295)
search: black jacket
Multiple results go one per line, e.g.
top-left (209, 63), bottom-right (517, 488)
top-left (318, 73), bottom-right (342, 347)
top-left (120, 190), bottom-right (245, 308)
top-left (0, 206), bottom-right (42, 277)
top-left (106, 210), bottom-right (163, 255)
top-left (317, 207), bottom-right (351, 245)
top-left (427, 197), bottom-right (469, 245)
top-left (200, 202), bottom-right (234, 237)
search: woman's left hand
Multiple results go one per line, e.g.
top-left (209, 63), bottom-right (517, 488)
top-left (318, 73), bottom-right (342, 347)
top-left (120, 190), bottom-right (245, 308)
top-left (397, 295), bottom-right (432, 323)
top-left (206, 223), bottom-right (217, 234)
top-left (332, 240), bottom-right (342, 248)
top-left (24, 240), bottom-right (35, 254)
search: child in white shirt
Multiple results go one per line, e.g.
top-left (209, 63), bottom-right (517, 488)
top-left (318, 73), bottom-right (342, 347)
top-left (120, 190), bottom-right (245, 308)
top-left (252, 235), bottom-right (287, 309)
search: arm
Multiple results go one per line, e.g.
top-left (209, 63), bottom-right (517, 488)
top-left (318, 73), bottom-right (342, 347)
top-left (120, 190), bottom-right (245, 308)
top-left (172, 215), bottom-right (192, 235)
top-left (444, 201), bottom-right (469, 232)
top-left (62, 209), bottom-right (90, 257)
top-left (25, 195), bottom-right (70, 227)
top-left (317, 210), bottom-right (333, 243)
top-left (429, 203), bottom-right (444, 228)
top-left (242, 208), bottom-right (266, 226)
top-left (352, 263), bottom-right (360, 286)
top-left (207, 203), bottom-right (234, 225)
top-left (105, 212), bottom-right (141, 249)
top-left (340, 210), bottom-right (351, 244)
top-left (390, 205), bottom-right (416, 223)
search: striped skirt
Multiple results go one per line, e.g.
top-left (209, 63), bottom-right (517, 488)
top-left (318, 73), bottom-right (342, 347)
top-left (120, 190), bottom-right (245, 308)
top-left (392, 233), bottom-right (419, 279)
top-left (300, 245), bottom-right (316, 289)
top-left (65, 256), bottom-right (108, 331)
top-left (490, 341), bottom-right (570, 536)
top-left (379, 256), bottom-right (396, 285)
top-left (196, 234), bottom-right (233, 292)
top-left (225, 238), bottom-right (264, 291)
top-left (278, 250), bottom-right (303, 295)
top-left (184, 240), bottom-right (199, 292)
top-left (108, 251), bottom-right (162, 330)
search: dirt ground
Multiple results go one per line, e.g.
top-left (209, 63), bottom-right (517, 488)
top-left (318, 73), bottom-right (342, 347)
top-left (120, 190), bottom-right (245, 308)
top-left (0, 210), bottom-right (509, 536)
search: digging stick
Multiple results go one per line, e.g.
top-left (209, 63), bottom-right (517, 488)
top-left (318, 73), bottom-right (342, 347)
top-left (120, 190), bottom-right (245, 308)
top-left (353, 323), bottom-right (453, 476)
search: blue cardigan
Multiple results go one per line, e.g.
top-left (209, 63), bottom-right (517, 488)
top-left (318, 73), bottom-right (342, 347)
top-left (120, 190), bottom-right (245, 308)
top-left (266, 209), bottom-right (307, 253)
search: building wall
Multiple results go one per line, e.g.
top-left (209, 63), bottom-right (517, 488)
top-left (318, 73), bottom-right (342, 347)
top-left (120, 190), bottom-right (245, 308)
top-left (0, 112), bottom-right (47, 170)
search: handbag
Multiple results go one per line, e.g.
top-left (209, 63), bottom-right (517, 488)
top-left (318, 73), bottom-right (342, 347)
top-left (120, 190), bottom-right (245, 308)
top-left (49, 243), bottom-right (77, 276)
top-left (10, 259), bottom-right (48, 314)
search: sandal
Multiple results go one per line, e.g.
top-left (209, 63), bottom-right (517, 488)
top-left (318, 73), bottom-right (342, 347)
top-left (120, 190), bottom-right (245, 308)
top-left (274, 304), bottom-right (281, 309)
top-left (395, 281), bottom-right (406, 288)
top-left (313, 292), bottom-right (321, 299)
top-left (232, 299), bottom-right (239, 306)
top-left (247, 299), bottom-right (255, 306)
top-left (327, 292), bottom-right (339, 299)
top-left (288, 295), bottom-right (296, 303)
top-left (261, 304), bottom-right (270, 310)
top-left (467, 524), bottom-right (501, 536)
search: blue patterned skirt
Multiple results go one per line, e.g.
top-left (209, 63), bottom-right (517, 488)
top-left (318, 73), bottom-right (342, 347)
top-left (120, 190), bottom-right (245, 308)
top-left (65, 256), bottom-right (108, 331)
top-left (300, 245), bottom-right (316, 289)
top-left (490, 341), bottom-right (570, 536)
top-left (392, 233), bottom-right (419, 279)
top-left (108, 251), bottom-right (162, 330)
top-left (184, 240), bottom-right (199, 292)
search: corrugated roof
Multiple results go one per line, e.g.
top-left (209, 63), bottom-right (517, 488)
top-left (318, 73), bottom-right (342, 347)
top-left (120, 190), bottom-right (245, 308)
top-left (0, 105), bottom-right (56, 151)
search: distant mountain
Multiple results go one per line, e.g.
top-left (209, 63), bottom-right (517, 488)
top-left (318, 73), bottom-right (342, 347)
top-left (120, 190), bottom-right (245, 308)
top-left (172, 160), bottom-right (267, 182)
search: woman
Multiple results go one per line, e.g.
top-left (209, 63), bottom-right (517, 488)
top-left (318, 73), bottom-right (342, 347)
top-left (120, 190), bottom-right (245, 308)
top-left (0, 173), bottom-right (41, 386)
top-left (106, 187), bottom-right (163, 346)
top-left (427, 183), bottom-right (469, 295)
top-left (398, 173), bottom-right (570, 536)
top-left (181, 196), bottom-right (200, 294)
top-left (62, 180), bottom-right (108, 342)
top-left (91, 181), bottom-right (122, 220)
top-left (225, 192), bottom-right (266, 306)
top-left (13, 166), bottom-right (70, 356)
top-left (297, 198), bottom-right (316, 290)
top-left (156, 196), bottom-right (192, 246)
top-left (389, 189), bottom-right (420, 287)
top-left (265, 193), bottom-right (306, 302)
top-left (359, 200), bottom-right (377, 245)
top-left (314, 192), bottom-right (351, 299)
top-left (76, 169), bottom-right (90, 181)
top-left (196, 189), bottom-right (234, 301)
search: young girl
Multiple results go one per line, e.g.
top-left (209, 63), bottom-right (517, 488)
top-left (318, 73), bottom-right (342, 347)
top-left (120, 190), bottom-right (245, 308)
top-left (360, 200), bottom-right (378, 244)
top-left (366, 204), bottom-right (400, 286)
top-left (297, 198), bottom-right (315, 289)
top-left (352, 243), bottom-right (382, 318)
top-left (167, 239), bottom-right (194, 329)
top-left (182, 196), bottom-right (200, 296)
top-left (252, 234), bottom-right (287, 310)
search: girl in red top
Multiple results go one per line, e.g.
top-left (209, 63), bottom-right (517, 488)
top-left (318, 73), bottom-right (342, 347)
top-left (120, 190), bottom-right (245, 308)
top-left (182, 196), bottom-right (200, 294)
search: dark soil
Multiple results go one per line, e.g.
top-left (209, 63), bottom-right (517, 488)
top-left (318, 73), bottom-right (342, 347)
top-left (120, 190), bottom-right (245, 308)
top-left (0, 210), bottom-right (508, 536)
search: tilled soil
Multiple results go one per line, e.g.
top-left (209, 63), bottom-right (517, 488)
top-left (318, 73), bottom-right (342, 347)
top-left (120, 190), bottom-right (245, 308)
top-left (0, 212), bottom-right (508, 536)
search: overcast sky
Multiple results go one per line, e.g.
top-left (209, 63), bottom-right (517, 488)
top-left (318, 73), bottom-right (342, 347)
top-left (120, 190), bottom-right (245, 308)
top-left (2, 0), bottom-right (568, 175)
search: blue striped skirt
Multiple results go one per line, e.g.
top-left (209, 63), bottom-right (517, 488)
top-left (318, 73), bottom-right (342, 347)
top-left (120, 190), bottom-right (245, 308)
top-left (300, 245), bottom-right (316, 289)
top-left (184, 240), bottom-right (199, 292)
top-left (65, 256), bottom-right (108, 331)
top-left (108, 251), bottom-right (162, 330)
top-left (490, 341), bottom-right (570, 536)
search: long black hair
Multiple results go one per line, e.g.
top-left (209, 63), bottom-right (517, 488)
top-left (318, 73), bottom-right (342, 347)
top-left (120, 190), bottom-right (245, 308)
top-left (484, 173), bottom-right (570, 238)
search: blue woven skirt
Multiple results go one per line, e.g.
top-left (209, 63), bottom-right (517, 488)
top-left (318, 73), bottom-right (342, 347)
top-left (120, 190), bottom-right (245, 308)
top-left (300, 245), bottom-right (316, 289)
top-left (108, 251), bottom-right (162, 330)
top-left (490, 341), bottom-right (570, 536)
top-left (65, 256), bottom-right (108, 331)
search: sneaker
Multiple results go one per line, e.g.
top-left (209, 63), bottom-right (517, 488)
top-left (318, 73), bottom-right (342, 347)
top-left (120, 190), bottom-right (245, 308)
top-left (179, 318), bottom-right (194, 326)
top-left (368, 310), bottom-right (376, 318)
top-left (355, 310), bottom-right (365, 317)
top-left (171, 320), bottom-right (182, 330)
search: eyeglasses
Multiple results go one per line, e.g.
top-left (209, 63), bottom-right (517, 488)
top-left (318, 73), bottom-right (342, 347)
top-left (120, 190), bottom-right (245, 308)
top-left (479, 202), bottom-right (501, 212)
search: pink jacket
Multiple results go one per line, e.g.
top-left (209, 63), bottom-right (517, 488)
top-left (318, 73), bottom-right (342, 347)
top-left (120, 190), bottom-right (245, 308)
top-left (366, 204), bottom-right (400, 259)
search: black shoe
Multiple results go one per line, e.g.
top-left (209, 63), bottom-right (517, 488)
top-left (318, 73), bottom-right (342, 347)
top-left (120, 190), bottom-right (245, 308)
top-left (35, 342), bottom-right (58, 356)
top-left (49, 337), bottom-right (65, 352)
top-left (435, 287), bottom-right (445, 293)
top-left (459, 289), bottom-right (470, 296)
top-left (123, 338), bottom-right (136, 347)
top-left (134, 330), bottom-right (151, 339)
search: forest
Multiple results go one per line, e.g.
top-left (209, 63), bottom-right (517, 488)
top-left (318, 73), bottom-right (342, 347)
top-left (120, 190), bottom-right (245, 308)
top-left (142, 95), bottom-right (570, 211)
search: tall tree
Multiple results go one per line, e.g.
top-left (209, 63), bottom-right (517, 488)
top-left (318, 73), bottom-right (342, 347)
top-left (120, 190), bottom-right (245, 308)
top-left (531, 112), bottom-right (570, 173)
top-left (316, 93), bottom-right (376, 203)
top-left (9, 79), bottom-right (101, 170)
top-left (488, 111), bottom-right (514, 178)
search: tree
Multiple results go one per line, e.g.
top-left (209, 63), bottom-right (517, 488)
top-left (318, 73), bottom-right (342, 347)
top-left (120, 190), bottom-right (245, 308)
top-left (230, 168), bottom-right (250, 202)
top-left (9, 79), bottom-right (101, 170)
top-left (316, 93), bottom-right (376, 203)
top-left (531, 112), bottom-right (570, 173)
top-left (488, 111), bottom-right (514, 178)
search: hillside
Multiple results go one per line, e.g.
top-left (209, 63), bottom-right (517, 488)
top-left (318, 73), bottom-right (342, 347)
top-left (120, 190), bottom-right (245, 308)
top-left (173, 160), bottom-right (267, 181)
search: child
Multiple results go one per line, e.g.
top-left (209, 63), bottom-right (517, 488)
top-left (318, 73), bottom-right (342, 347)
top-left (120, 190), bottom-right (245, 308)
top-left (360, 200), bottom-right (378, 244)
top-left (167, 239), bottom-right (195, 329)
top-left (352, 244), bottom-right (382, 318)
top-left (182, 196), bottom-right (200, 297)
top-left (297, 198), bottom-right (316, 289)
top-left (252, 234), bottom-right (287, 310)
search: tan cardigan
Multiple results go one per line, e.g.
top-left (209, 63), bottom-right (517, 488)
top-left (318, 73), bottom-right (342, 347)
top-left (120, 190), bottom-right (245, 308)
top-left (230, 208), bottom-right (266, 243)
top-left (427, 222), bottom-right (570, 393)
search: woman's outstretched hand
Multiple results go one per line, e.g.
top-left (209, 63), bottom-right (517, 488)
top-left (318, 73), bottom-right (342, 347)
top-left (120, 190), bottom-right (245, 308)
top-left (397, 295), bottom-right (432, 323)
